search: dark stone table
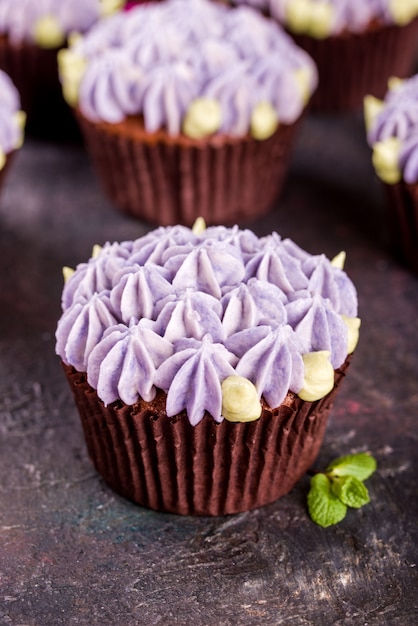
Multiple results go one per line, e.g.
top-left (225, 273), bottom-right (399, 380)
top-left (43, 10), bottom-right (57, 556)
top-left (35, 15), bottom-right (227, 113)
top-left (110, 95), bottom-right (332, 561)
top-left (1, 110), bottom-right (417, 625)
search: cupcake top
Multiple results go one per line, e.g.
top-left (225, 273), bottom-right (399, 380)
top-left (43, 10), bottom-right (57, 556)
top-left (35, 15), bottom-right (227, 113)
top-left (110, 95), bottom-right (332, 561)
top-left (365, 75), bottom-right (418, 184)
top-left (233, 0), bottom-right (418, 37)
top-left (0, 0), bottom-right (123, 48)
top-left (58, 0), bottom-right (318, 139)
top-left (0, 70), bottom-right (25, 170)
top-left (56, 222), bottom-right (360, 426)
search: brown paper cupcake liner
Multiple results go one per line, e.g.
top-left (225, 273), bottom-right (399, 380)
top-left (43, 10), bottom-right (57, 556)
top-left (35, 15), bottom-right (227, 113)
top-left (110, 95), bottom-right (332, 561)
top-left (291, 18), bottom-right (418, 112)
top-left (62, 357), bottom-right (351, 516)
top-left (384, 181), bottom-right (418, 275)
top-left (75, 110), bottom-right (300, 227)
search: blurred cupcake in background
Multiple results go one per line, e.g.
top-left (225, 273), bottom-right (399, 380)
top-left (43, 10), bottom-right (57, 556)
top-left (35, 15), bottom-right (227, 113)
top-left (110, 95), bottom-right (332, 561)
top-left (231, 0), bottom-right (418, 111)
top-left (365, 75), bottom-right (418, 275)
top-left (0, 0), bottom-right (123, 138)
top-left (0, 69), bottom-right (25, 195)
top-left (58, 0), bottom-right (318, 226)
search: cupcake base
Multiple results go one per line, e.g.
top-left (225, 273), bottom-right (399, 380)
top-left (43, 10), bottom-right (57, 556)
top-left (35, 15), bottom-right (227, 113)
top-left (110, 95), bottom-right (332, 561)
top-left (75, 110), bottom-right (301, 227)
top-left (62, 358), bottom-right (351, 516)
top-left (290, 18), bottom-right (418, 112)
top-left (384, 181), bottom-right (418, 275)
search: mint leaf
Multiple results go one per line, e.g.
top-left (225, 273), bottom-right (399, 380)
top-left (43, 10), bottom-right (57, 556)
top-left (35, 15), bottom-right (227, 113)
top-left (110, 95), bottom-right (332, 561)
top-left (326, 452), bottom-right (377, 481)
top-left (307, 473), bottom-right (347, 528)
top-left (331, 475), bottom-right (370, 508)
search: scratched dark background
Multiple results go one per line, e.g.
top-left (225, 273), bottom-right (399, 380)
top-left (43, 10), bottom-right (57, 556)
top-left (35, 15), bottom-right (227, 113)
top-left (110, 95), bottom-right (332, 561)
top-left (1, 108), bottom-right (417, 625)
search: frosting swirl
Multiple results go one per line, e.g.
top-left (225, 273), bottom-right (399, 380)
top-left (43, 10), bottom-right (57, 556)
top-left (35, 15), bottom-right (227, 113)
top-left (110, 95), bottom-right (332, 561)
top-left (88, 320), bottom-right (173, 404)
top-left (0, 70), bottom-right (25, 169)
top-left (59, 0), bottom-right (318, 138)
top-left (56, 223), bottom-right (359, 425)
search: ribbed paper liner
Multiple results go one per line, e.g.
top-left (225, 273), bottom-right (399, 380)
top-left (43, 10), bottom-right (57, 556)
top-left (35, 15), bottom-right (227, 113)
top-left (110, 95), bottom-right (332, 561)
top-left (291, 18), bottom-right (418, 111)
top-left (62, 358), bottom-right (350, 516)
top-left (75, 110), bottom-right (300, 227)
top-left (384, 181), bottom-right (418, 275)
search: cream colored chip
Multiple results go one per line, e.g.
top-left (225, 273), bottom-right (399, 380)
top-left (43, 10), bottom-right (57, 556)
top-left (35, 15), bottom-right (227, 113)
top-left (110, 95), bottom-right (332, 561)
top-left (192, 217), bottom-right (206, 235)
top-left (372, 137), bottom-right (402, 184)
top-left (0, 148), bottom-right (6, 171)
top-left (91, 244), bottom-right (102, 259)
top-left (363, 95), bottom-right (384, 133)
top-left (182, 98), bottom-right (222, 139)
top-left (341, 316), bottom-right (361, 354)
top-left (389, 0), bottom-right (418, 26)
top-left (58, 48), bottom-right (87, 107)
top-left (330, 251), bottom-right (346, 270)
top-left (298, 351), bottom-right (334, 402)
top-left (250, 101), bottom-right (278, 140)
top-left (286, 0), bottom-right (334, 38)
top-left (62, 266), bottom-right (75, 283)
top-left (100, 0), bottom-right (125, 17)
top-left (221, 376), bottom-right (262, 422)
top-left (33, 15), bottom-right (65, 49)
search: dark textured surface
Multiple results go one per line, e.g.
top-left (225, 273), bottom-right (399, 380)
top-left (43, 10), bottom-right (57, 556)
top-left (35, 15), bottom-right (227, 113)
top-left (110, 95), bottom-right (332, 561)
top-left (1, 111), bottom-right (417, 625)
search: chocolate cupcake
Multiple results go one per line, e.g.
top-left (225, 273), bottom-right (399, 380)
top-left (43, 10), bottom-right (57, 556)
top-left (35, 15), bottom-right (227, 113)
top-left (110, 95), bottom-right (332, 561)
top-left (232, 0), bottom-right (418, 111)
top-left (56, 222), bottom-right (360, 515)
top-left (58, 0), bottom-right (318, 225)
top-left (365, 75), bottom-right (418, 275)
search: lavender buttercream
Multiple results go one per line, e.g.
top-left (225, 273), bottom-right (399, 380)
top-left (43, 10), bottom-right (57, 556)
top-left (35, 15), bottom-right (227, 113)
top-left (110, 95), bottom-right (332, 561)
top-left (233, 0), bottom-right (418, 35)
top-left (366, 74), bottom-right (418, 184)
top-left (56, 292), bottom-right (118, 372)
top-left (285, 290), bottom-right (348, 368)
top-left (61, 241), bottom-right (132, 310)
top-left (56, 223), bottom-right (359, 425)
top-left (154, 336), bottom-right (237, 425)
top-left (59, 0), bottom-right (318, 138)
top-left (226, 324), bottom-right (305, 407)
top-left (87, 320), bottom-right (173, 405)
top-left (0, 70), bottom-right (25, 168)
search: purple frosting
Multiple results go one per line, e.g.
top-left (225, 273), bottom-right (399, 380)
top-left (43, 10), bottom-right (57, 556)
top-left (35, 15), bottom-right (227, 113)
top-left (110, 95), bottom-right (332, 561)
top-left (56, 224), bottom-right (358, 425)
top-left (0, 70), bottom-right (23, 160)
top-left (367, 75), bottom-right (418, 184)
top-left (68, 0), bottom-right (318, 135)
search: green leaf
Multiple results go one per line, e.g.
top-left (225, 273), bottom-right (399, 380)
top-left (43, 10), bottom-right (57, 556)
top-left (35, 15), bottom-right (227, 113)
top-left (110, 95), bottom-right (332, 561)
top-left (331, 475), bottom-right (370, 509)
top-left (307, 473), bottom-right (347, 528)
top-left (326, 452), bottom-right (377, 481)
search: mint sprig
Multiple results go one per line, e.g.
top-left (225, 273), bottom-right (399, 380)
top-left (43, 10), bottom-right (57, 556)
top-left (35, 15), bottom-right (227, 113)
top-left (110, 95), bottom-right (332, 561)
top-left (307, 452), bottom-right (377, 527)
top-left (326, 452), bottom-right (377, 481)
